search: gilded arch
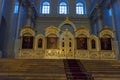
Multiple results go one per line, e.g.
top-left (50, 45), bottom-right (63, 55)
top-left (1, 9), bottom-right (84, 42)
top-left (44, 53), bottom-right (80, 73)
top-left (58, 17), bottom-right (76, 31)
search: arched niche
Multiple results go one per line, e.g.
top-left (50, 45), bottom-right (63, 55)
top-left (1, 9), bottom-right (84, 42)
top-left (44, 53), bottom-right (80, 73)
top-left (35, 34), bottom-right (45, 50)
top-left (89, 35), bottom-right (99, 51)
top-left (58, 17), bottom-right (76, 32)
top-left (99, 26), bottom-right (115, 50)
top-left (21, 33), bottom-right (34, 49)
top-left (99, 26), bottom-right (116, 59)
top-left (61, 24), bottom-right (74, 33)
top-left (75, 26), bottom-right (90, 50)
top-left (76, 34), bottom-right (87, 50)
top-left (100, 34), bottom-right (112, 50)
top-left (91, 39), bottom-right (96, 49)
top-left (75, 25), bottom-right (90, 37)
top-left (46, 34), bottom-right (58, 49)
top-left (20, 25), bottom-right (36, 37)
top-left (45, 26), bottom-right (60, 49)
top-left (20, 25), bottom-right (36, 49)
top-left (45, 25), bottom-right (60, 37)
top-left (74, 26), bottom-right (90, 59)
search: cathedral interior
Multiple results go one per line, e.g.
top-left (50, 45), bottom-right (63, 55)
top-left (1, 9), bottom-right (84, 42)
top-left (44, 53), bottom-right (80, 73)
top-left (0, 0), bottom-right (120, 80)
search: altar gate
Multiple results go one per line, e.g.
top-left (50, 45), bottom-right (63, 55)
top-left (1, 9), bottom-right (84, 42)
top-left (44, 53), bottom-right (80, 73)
top-left (18, 19), bottom-right (115, 60)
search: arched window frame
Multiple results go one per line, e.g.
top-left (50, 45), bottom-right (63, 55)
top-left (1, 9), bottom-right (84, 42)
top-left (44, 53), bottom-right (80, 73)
top-left (40, 1), bottom-right (51, 14)
top-left (58, 1), bottom-right (68, 14)
top-left (76, 1), bottom-right (86, 15)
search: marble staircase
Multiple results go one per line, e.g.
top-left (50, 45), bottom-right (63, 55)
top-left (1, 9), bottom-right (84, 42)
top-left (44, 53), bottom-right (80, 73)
top-left (0, 59), bottom-right (120, 80)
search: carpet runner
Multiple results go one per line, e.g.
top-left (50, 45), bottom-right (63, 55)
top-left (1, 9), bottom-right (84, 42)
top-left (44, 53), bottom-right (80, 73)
top-left (64, 59), bottom-right (94, 80)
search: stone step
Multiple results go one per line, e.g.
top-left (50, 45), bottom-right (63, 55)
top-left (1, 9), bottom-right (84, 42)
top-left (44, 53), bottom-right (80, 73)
top-left (0, 73), bottom-right (66, 76)
top-left (0, 77), bottom-right (67, 80)
top-left (0, 67), bottom-right (65, 71)
top-left (93, 73), bottom-right (120, 80)
top-left (0, 59), bottom-right (67, 80)
top-left (79, 60), bottom-right (120, 80)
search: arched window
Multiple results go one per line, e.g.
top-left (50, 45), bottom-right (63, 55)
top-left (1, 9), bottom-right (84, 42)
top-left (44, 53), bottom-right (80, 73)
top-left (59, 2), bottom-right (68, 14)
top-left (14, 1), bottom-right (19, 13)
top-left (76, 2), bottom-right (84, 14)
top-left (41, 1), bottom-right (50, 14)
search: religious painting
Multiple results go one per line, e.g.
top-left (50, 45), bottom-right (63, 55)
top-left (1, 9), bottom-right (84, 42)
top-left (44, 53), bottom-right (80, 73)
top-left (76, 37), bottom-right (87, 50)
top-left (47, 37), bottom-right (58, 49)
top-left (91, 39), bottom-right (96, 49)
top-left (22, 36), bottom-right (33, 49)
top-left (38, 38), bottom-right (42, 48)
top-left (101, 38), bottom-right (112, 50)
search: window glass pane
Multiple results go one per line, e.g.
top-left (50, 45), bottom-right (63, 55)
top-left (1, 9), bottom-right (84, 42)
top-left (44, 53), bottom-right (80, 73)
top-left (76, 2), bottom-right (84, 14)
top-left (59, 2), bottom-right (67, 14)
top-left (42, 2), bottom-right (50, 14)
